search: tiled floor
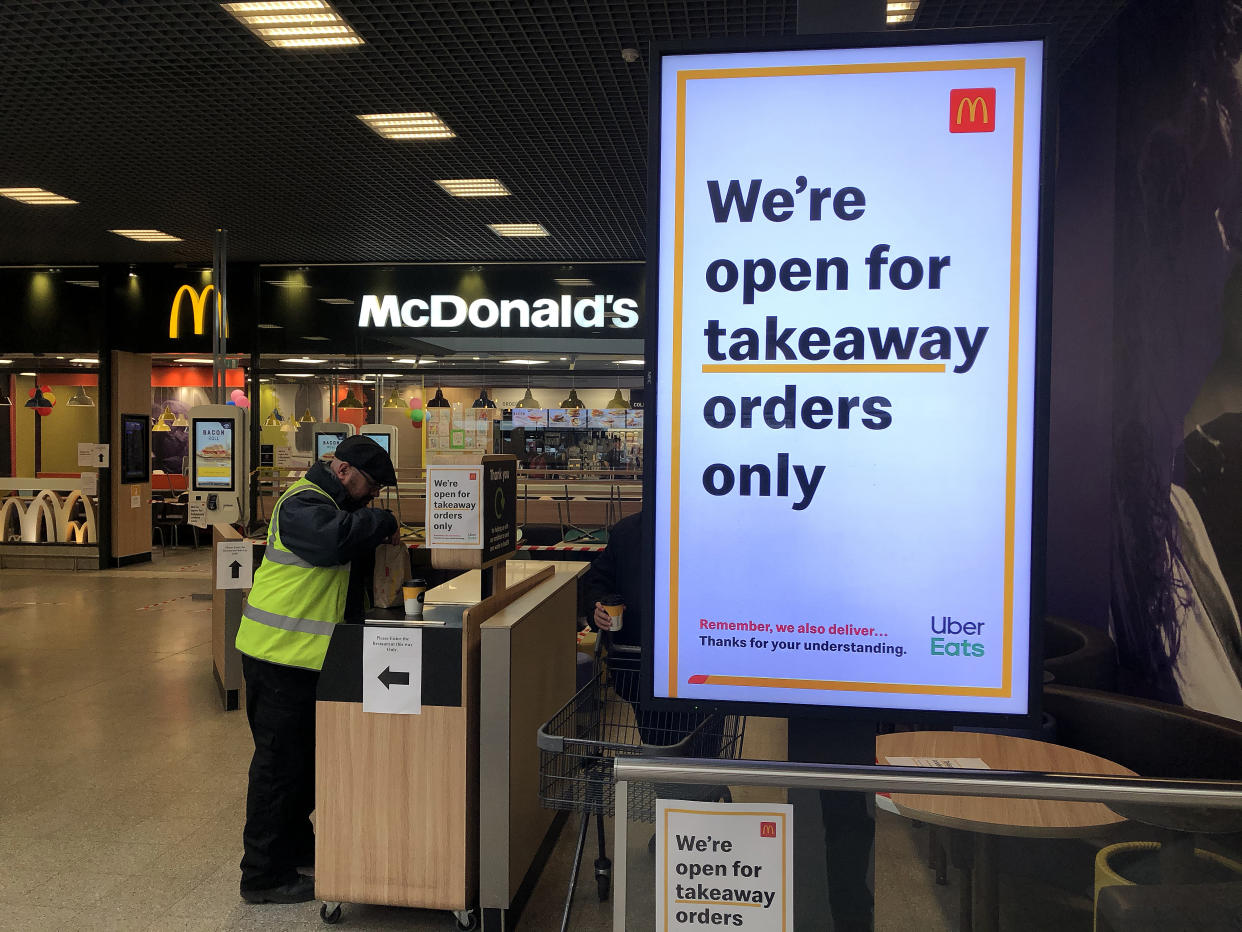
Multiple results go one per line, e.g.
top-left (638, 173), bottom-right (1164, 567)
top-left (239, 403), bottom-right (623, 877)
top-left (0, 547), bottom-right (1100, 931)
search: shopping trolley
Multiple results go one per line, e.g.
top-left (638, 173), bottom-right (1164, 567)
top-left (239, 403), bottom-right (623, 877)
top-left (537, 638), bottom-right (746, 932)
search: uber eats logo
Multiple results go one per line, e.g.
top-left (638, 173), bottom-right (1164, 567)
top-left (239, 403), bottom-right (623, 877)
top-left (929, 616), bottom-right (986, 657)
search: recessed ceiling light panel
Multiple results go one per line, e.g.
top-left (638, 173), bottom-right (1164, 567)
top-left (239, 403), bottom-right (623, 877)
top-left (110, 229), bottom-right (183, 242)
top-left (489, 223), bottom-right (549, 238)
top-left (358, 112), bottom-right (455, 140)
top-left (222, 1), bottom-right (364, 48)
top-left (436, 179), bottom-right (511, 197)
top-left (0, 187), bottom-right (78, 205)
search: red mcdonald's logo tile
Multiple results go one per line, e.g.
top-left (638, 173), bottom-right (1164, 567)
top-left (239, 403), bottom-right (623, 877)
top-left (760, 821), bottom-right (777, 838)
top-left (950, 88), bottom-right (996, 133)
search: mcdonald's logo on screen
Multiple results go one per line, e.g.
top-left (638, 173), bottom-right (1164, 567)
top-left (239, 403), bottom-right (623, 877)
top-left (950, 88), bottom-right (996, 133)
top-left (169, 284), bottom-right (229, 339)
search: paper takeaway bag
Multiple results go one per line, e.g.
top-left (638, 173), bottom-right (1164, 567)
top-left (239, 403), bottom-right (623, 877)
top-left (372, 542), bottom-right (407, 608)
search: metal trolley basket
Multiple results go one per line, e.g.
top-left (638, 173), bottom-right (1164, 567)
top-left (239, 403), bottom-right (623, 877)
top-left (537, 639), bottom-right (746, 932)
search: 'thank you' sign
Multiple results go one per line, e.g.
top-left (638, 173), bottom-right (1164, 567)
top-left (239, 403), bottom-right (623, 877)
top-left (649, 37), bottom-right (1049, 719)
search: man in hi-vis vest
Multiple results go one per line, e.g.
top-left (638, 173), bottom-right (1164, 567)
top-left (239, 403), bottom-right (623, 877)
top-left (236, 435), bottom-right (399, 904)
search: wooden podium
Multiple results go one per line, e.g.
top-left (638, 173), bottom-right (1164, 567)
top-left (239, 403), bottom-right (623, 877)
top-left (313, 455), bottom-right (585, 925)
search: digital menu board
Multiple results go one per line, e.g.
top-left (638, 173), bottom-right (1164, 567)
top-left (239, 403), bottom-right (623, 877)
top-left (192, 418), bottom-right (235, 491)
top-left (647, 35), bottom-right (1050, 723)
top-left (316, 431), bottom-right (346, 461)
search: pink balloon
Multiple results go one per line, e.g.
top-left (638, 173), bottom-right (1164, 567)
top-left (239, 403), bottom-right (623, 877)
top-left (411, 395), bottom-right (423, 408)
top-left (230, 389), bottom-right (245, 402)
top-left (236, 396), bottom-right (251, 409)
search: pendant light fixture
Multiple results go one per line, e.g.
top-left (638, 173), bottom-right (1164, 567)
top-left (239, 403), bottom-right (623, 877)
top-left (172, 411), bottom-right (189, 428)
top-left (152, 403), bottom-right (173, 431)
top-left (519, 387), bottom-right (540, 408)
top-left (561, 388), bottom-right (583, 409)
top-left (299, 408), bottom-right (316, 424)
top-left (606, 388), bottom-right (627, 409)
top-left (263, 410), bottom-right (280, 427)
top-left (0, 389), bottom-right (10, 406)
top-left (66, 386), bottom-right (94, 407)
top-left (383, 388), bottom-right (405, 408)
top-left (337, 388), bottom-right (364, 410)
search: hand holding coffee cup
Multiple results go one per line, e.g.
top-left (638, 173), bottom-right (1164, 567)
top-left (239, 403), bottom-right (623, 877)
top-left (403, 578), bottom-right (428, 618)
top-left (595, 594), bottom-right (625, 632)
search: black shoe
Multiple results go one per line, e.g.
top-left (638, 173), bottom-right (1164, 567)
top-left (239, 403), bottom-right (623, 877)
top-left (241, 875), bottom-right (315, 904)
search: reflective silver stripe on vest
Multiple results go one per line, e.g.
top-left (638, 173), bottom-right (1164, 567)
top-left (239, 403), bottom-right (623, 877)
top-left (241, 602), bottom-right (337, 638)
top-left (263, 544), bottom-right (315, 569)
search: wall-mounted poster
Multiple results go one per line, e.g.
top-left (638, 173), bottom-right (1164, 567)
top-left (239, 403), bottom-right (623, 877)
top-left (512, 408), bottom-right (546, 428)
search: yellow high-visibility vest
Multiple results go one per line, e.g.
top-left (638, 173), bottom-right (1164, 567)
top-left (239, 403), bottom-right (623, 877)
top-left (236, 477), bottom-right (349, 671)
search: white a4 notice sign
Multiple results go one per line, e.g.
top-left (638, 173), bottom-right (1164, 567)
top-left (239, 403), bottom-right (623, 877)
top-left (657, 800), bottom-right (794, 931)
top-left (650, 38), bottom-right (1048, 718)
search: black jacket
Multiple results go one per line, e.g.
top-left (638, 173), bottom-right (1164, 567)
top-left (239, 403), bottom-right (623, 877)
top-left (580, 513), bottom-right (644, 647)
top-left (279, 461), bottom-right (399, 623)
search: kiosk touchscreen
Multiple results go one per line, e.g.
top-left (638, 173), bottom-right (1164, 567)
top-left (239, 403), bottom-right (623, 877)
top-left (188, 404), bottom-right (247, 526)
top-left (315, 422), bottom-right (355, 461)
top-left (360, 425), bottom-right (398, 468)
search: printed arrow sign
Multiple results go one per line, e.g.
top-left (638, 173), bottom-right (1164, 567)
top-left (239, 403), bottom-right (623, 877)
top-left (378, 666), bottom-right (411, 689)
top-left (363, 629), bottom-right (422, 715)
top-left (229, 560), bottom-right (242, 579)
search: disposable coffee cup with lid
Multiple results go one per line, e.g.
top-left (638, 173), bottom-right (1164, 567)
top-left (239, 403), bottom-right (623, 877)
top-left (600, 593), bottom-right (625, 632)
top-left (403, 578), bottom-right (428, 617)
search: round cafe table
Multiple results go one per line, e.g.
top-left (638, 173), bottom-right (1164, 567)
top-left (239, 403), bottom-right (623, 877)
top-left (876, 730), bottom-right (1136, 932)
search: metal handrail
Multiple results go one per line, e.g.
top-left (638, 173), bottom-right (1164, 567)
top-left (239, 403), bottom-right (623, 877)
top-left (613, 757), bottom-right (1242, 809)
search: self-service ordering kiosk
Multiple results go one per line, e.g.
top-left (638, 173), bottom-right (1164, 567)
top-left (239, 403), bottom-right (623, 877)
top-left (188, 403), bottom-right (248, 526)
top-left (359, 424), bottom-right (398, 469)
top-left (314, 422), bottom-right (356, 461)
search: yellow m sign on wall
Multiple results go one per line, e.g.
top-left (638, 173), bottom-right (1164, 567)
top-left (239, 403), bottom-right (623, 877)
top-left (169, 284), bottom-right (230, 339)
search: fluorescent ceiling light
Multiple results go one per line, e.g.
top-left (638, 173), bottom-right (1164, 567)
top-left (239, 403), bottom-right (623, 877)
top-left (264, 279), bottom-right (310, 287)
top-left (222, 1), bottom-right (364, 48)
top-left (302, 336), bottom-right (331, 341)
top-left (886, 0), bottom-right (918, 23)
top-left (393, 358), bottom-right (431, 364)
top-left (110, 229), bottom-right (183, 242)
top-left (358, 112), bottom-right (455, 140)
top-left (19, 371), bottom-right (36, 376)
top-left (280, 373), bottom-right (313, 378)
top-left (0, 187), bottom-right (77, 205)
top-left (614, 359), bottom-right (645, 365)
top-left (280, 357), bottom-right (326, 363)
top-left (317, 297), bottom-right (355, 305)
top-left (66, 280), bottom-right (100, 288)
top-left (69, 358), bottom-right (99, 364)
top-left (173, 357), bottom-right (213, 364)
top-left (553, 278), bottom-right (593, 287)
top-left (436, 179), bottom-right (511, 197)
top-left (489, 223), bottom-right (549, 237)
top-left (502, 359), bottom-right (548, 365)
top-left (345, 379), bottom-right (374, 384)
top-left (258, 322), bottom-right (283, 329)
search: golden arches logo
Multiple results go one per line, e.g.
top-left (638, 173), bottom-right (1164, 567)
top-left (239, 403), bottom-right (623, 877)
top-left (955, 96), bottom-right (989, 126)
top-left (169, 284), bottom-right (230, 339)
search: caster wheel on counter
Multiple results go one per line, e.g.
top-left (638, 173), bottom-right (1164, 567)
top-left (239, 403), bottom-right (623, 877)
top-left (320, 902), bottom-right (343, 924)
top-left (453, 908), bottom-right (478, 931)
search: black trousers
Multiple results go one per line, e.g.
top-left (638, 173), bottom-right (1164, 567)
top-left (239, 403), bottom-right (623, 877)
top-left (240, 654), bottom-right (318, 892)
top-left (788, 717), bottom-right (876, 932)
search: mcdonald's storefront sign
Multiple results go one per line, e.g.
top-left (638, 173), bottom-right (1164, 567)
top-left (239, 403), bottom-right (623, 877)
top-left (950, 87), bottom-right (996, 133)
top-left (169, 284), bottom-right (229, 339)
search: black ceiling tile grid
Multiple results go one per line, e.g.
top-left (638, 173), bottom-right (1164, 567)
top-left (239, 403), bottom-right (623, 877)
top-left (0, 1), bottom-right (1122, 264)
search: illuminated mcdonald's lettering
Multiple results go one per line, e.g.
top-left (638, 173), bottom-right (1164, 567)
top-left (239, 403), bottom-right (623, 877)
top-left (169, 284), bottom-right (230, 339)
top-left (955, 96), bottom-right (989, 126)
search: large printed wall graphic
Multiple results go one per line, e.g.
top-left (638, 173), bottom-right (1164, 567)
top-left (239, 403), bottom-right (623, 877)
top-left (1111, 0), bottom-right (1242, 719)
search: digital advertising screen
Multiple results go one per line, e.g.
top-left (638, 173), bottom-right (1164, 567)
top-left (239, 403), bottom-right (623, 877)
top-left (192, 418), bottom-right (235, 491)
top-left (647, 35), bottom-right (1051, 722)
top-left (316, 432), bottom-right (346, 461)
